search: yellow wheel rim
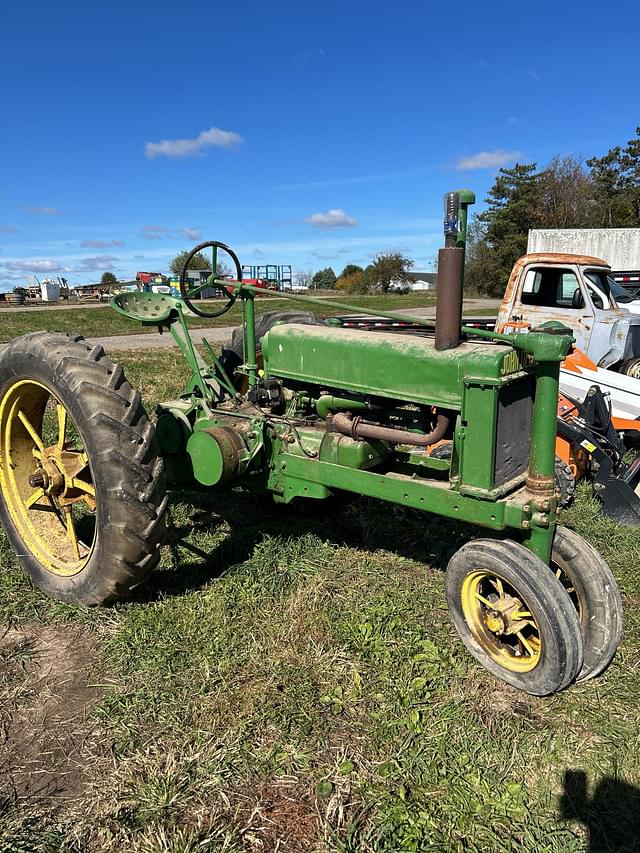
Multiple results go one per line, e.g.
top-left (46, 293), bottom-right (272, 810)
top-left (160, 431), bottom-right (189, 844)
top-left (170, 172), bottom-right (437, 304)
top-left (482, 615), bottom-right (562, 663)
top-left (0, 379), bottom-right (97, 576)
top-left (460, 570), bottom-right (542, 673)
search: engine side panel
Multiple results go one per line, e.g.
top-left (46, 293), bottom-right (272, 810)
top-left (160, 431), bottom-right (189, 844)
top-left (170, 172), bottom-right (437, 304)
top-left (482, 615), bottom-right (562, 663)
top-left (262, 324), bottom-right (516, 409)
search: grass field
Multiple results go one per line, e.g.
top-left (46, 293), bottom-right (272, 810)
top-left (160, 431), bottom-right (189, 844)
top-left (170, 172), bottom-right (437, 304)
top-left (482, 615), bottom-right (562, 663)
top-left (0, 293), bottom-right (444, 343)
top-left (1, 348), bottom-right (639, 852)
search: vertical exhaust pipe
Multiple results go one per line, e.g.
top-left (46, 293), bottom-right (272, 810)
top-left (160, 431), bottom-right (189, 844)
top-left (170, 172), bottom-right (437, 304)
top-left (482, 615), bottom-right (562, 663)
top-left (435, 244), bottom-right (465, 350)
top-left (435, 190), bottom-right (475, 351)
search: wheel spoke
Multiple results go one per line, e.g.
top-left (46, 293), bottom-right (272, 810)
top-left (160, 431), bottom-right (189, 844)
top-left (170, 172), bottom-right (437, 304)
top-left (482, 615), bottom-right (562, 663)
top-left (513, 610), bottom-right (532, 619)
top-left (17, 410), bottom-right (45, 455)
top-left (516, 631), bottom-right (537, 657)
top-left (63, 506), bottom-right (80, 560)
top-left (475, 593), bottom-right (496, 608)
top-left (489, 576), bottom-right (504, 596)
top-left (69, 477), bottom-right (95, 497)
top-left (56, 404), bottom-right (68, 449)
top-left (25, 488), bottom-right (45, 509)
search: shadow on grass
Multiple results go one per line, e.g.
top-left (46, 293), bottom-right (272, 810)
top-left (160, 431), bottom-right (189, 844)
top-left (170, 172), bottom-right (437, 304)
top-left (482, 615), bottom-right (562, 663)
top-left (560, 769), bottom-right (640, 852)
top-left (136, 487), bottom-right (484, 602)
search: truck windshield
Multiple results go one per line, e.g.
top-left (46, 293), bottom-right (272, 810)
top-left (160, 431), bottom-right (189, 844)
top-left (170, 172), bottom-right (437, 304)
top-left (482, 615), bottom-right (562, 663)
top-left (584, 270), bottom-right (633, 305)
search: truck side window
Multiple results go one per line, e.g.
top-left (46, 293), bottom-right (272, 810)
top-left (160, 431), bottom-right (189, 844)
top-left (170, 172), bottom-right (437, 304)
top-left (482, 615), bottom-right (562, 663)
top-left (556, 272), bottom-right (581, 307)
top-left (520, 268), bottom-right (583, 309)
top-left (521, 269), bottom-right (542, 301)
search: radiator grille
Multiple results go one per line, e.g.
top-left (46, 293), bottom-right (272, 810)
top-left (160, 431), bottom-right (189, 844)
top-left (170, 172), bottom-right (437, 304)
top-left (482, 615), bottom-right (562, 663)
top-left (494, 377), bottom-right (534, 486)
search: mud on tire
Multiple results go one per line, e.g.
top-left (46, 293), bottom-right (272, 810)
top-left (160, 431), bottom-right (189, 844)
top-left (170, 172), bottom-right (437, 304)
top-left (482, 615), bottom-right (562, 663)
top-left (0, 332), bottom-right (166, 605)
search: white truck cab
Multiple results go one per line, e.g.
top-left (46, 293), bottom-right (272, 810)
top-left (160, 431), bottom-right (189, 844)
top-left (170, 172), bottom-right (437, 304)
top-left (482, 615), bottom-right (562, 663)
top-left (495, 253), bottom-right (640, 377)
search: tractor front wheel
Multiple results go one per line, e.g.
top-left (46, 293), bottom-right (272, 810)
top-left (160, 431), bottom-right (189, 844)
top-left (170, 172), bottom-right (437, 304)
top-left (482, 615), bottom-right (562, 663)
top-left (0, 332), bottom-right (167, 605)
top-left (551, 525), bottom-right (622, 682)
top-left (446, 539), bottom-right (583, 695)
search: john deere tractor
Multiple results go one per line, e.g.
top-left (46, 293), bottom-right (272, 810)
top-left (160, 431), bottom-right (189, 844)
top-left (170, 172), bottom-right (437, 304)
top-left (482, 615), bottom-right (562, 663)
top-left (0, 191), bottom-right (622, 695)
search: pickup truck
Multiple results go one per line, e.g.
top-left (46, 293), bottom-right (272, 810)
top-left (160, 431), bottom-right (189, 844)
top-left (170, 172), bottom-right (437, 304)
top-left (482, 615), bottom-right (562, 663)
top-left (527, 228), bottom-right (640, 302)
top-left (495, 253), bottom-right (640, 378)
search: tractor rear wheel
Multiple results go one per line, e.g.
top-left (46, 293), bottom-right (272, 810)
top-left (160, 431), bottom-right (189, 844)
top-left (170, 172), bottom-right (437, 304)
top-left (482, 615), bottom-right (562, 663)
top-left (551, 525), bottom-right (622, 682)
top-left (0, 332), bottom-right (166, 605)
top-left (218, 310), bottom-right (323, 393)
top-left (446, 539), bottom-right (583, 695)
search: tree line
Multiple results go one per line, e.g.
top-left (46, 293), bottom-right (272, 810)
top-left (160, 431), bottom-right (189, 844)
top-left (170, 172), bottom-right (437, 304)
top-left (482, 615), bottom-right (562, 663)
top-left (466, 127), bottom-right (640, 296)
top-left (308, 252), bottom-right (414, 293)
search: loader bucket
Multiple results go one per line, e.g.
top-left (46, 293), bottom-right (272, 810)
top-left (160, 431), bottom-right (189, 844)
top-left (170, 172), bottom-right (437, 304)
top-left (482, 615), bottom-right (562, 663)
top-left (599, 476), bottom-right (640, 526)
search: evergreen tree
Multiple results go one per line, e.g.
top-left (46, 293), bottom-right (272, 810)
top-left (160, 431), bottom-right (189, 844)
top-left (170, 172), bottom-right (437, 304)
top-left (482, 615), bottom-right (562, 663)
top-left (474, 162), bottom-right (541, 294)
top-left (311, 267), bottom-right (337, 289)
top-left (587, 127), bottom-right (640, 226)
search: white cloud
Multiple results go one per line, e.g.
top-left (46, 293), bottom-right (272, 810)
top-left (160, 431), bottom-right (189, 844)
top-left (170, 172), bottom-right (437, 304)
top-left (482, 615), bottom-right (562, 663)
top-left (80, 239), bottom-right (124, 248)
top-left (140, 226), bottom-right (201, 241)
top-left (2, 254), bottom-right (120, 275)
top-left (4, 259), bottom-right (64, 273)
top-left (178, 228), bottom-right (201, 241)
top-left (144, 127), bottom-right (244, 159)
top-left (140, 226), bottom-right (172, 240)
top-left (305, 208), bottom-right (358, 229)
top-left (22, 206), bottom-right (61, 215)
top-left (455, 149), bottom-right (523, 170)
top-left (78, 254), bottom-right (119, 269)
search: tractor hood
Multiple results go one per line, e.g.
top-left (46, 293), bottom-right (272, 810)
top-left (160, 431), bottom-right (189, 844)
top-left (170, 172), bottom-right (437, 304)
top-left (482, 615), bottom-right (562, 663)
top-left (262, 323), bottom-right (524, 410)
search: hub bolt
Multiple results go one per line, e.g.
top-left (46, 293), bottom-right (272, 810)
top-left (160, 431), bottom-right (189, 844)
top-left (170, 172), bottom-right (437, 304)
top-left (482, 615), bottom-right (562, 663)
top-left (29, 469), bottom-right (48, 489)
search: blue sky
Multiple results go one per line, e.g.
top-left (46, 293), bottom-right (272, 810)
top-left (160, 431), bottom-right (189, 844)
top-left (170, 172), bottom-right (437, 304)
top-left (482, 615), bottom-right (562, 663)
top-left (1, 0), bottom-right (639, 290)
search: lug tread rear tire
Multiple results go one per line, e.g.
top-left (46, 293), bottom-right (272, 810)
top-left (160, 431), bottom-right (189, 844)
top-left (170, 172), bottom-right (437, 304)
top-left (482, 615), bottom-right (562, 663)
top-left (0, 332), bottom-right (166, 605)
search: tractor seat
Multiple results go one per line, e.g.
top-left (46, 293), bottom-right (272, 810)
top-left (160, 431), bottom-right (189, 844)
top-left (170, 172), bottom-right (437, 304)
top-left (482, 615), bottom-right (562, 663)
top-left (110, 291), bottom-right (183, 324)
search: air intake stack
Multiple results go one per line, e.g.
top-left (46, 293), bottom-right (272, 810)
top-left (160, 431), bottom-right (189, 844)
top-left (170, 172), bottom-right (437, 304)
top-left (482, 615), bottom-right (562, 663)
top-left (435, 190), bottom-right (475, 350)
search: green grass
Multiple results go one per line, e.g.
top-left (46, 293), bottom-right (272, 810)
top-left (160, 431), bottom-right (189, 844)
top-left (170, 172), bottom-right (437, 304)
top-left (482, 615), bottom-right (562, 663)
top-left (1, 350), bottom-right (638, 852)
top-left (0, 293), bottom-right (450, 343)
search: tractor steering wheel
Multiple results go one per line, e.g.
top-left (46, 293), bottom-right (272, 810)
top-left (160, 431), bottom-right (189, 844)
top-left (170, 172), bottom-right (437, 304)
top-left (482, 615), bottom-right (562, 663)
top-left (179, 240), bottom-right (243, 319)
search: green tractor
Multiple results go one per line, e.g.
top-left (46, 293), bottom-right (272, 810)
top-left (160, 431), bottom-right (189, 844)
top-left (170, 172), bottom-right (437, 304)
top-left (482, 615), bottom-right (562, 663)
top-left (0, 191), bottom-right (622, 696)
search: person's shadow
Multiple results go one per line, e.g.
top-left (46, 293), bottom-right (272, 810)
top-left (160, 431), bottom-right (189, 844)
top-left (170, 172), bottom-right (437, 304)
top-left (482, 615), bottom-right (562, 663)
top-left (560, 769), bottom-right (640, 852)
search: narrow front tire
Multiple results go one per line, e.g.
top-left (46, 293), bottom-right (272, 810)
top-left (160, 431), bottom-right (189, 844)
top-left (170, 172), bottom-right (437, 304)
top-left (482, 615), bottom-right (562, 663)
top-left (446, 539), bottom-right (583, 695)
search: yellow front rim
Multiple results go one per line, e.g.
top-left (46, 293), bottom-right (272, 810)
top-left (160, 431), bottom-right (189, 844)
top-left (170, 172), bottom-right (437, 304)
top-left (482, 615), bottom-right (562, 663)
top-left (461, 570), bottom-right (542, 673)
top-left (0, 379), bottom-right (97, 576)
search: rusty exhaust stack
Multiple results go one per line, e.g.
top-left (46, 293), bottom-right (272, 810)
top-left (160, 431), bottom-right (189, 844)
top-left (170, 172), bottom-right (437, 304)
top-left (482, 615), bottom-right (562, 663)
top-left (435, 190), bottom-right (474, 351)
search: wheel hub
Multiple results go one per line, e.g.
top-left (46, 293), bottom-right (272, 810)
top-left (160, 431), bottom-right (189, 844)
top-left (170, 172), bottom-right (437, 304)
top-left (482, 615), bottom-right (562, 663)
top-left (484, 593), bottom-right (526, 636)
top-left (28, 444), bottom-right (94, 506)
top-left (461, 570), bottom-right (541, 672)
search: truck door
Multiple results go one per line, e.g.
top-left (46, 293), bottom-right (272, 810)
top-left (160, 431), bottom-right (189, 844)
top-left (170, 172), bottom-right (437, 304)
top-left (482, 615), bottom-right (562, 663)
top-left (507, 266), bottom-right (594, 354)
